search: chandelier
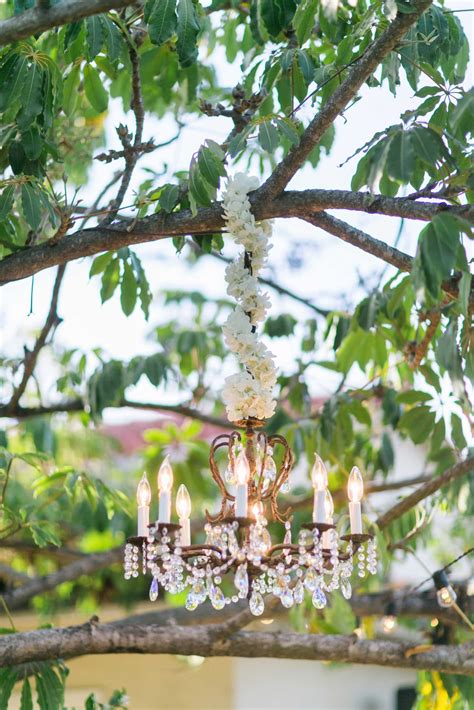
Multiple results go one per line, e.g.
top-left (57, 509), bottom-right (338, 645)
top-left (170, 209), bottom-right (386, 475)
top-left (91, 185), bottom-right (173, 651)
top-left (123, 174), bottom-right (377, 616)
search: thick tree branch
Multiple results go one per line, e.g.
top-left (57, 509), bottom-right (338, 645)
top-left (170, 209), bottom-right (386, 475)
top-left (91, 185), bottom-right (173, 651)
top-left (0, 0), bottom-right (135, 45)
top-left (376, 456), bottom-right (474, 530)
top-left (305, 212), bottom-right (463, 300)
top-left (0, 619), bottom-right (471, 674)
top-left (1, 188), bottom-right (471, 286)
top-left (8, 265), bottom-right (66, 410)
top-left (259, 0), bottom-right (434, 198)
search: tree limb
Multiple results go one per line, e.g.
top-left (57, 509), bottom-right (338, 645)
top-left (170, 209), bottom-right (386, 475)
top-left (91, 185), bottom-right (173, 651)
top-left (0, 0), bottom-right (135, 46)
top-left (259, 0), bottom-right (434, 198)
top-left (1, 188), bottom-right (471, 286)
top-left (376, 456), bottom-right (474, 530)
top-left (8, 265), bottom-right (66, 410)
top-left (0, 619), bottom-right (471, 674)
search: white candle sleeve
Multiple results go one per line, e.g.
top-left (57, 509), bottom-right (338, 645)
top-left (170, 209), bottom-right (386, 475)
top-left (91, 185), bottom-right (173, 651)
top-left (179, 518), bottom-right (191, 546)
top-left (349, 501), bottom-right (362, 534)
top-left (322, 520), bottom-right (333, 548)
top-left (158, 491), bottom-right (171, 524)
top-left (137, 506), bottom-right (149, 537)
top-left (313, 490), bottom-right (326, 523)
top-left (235, 485), bottom-right (248, 517)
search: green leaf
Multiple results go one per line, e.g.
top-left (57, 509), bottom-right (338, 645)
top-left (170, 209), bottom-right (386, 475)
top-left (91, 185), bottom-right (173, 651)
top-left (258, 120), bottom-right (279, 152)
top-left (21, 183), bottom-right (42, 231)
top-left (451, 413), bottom-right (467, 450)
top-left (159, 183), bottom-right (180, 212)
top-left (228, 126), bottom-right (251, 157)
top-left (410, 125), bottom-right (445, 166)
top-left (275, 117), bottom-right (300, 145)
top-left (0, 668), bottom-right (17, 710)
top-left (83, 64), bottom-right (108, 113)
top-left (100, 257), bottom-right (120, 302)
top-left (0, 54), bottom-right (29, 113)
top-left (189, 155), bottom-right (213, 207)
top-left (20, 678), bottom-right (33, 710)
top-left (17, 62), bottom-right (44, 129)
top-left (293, 0), bottom-right (318, 45)
top-left (414, 213), bottom-right (460, 299)
top-left (86, 15), bottom-right (106, 60)
top-left (387, 129), bottom-right (414, 182)
top-left (398, 405), bottom-right (436, 444)
top-left (176, 0), bottom-right (200, 68)
top-left (102, 17), bottom-right (123, 62)
top-left (0, 185), bottom-right (15, 221)
top-left (90, 251), bottom-right (114, 276)
top-left (145, 0), bottom-right (177, 46)
top-left (450, 88), bottom-right (474, 138)
top-left (120, 261), bottom-right (138, 316)
top-left (197, 145), bottom-right (225, 188)
top-left (297, 49), bottom-right (314, 84)
top-left (21, 126), bottom-right (43, 160)
top-left (261, 0), bottom-right (296, 38)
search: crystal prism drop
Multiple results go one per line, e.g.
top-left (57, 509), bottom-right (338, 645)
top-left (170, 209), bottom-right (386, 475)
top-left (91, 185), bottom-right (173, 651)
top-left (341, 579), bottom-right (352, 600)
top-left (264, 456), bottom-right (277, 481)
top-left (304, 567), bottom-right (318, 592)
top-left (185, 594), bottom-right (198, 611)
top-left (312, 587), bottom-right (327, 610)
top-left (209, 584), bottom-right (226, 610)
top-left (281, 588), bottom-right (294, 608)
top-left (149, 577), bottom-right (159, 602)
top-left (294, 580), bottom-right (304, 605)
top-left (249, 592), bottom-right (265, 616)
top-left (284, 529), bottom-right (292, 545)
top-left (192, 580), bottom-right (207, 604)
top-left (234, 564), bottom-right (249, 597)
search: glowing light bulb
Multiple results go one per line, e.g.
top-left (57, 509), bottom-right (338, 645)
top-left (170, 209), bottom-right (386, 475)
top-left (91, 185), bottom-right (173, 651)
top-left (324, 490), bottom-right (334, 520)
top-left (176, 484), bottom-right (191, 520)
top-left (136, 473), bottom-right (151, 536)
top-left (382, 615), bottom-right (397, 633)
top-left (433, 571), bottom-right (457, 608)
top-left (311, 454), bottom-right (328, 491)
top-left (348, 466), bottom-right (363, 503)
top-left (158, 455), bottom-right (173, 492)
top-left (348, 466), bottom-right (363, 534)
top-left (136, 473), bottom-right (151, 507)
top-left (235, 451), bottom-right (250, 485)
top-left (252, 501), bottom-right (264, 520)
top-left (157, 455), bottom-right (173, 523)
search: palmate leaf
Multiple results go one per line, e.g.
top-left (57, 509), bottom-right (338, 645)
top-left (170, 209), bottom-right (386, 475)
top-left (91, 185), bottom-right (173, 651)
top-left (145, 0), bottom-right (177, 46)
top-left (386, 129), bottom-right (415, 182)
top-left (176, 0), bottom-right (200, 68)
top-left (413, 213), bottom-right (462, 299)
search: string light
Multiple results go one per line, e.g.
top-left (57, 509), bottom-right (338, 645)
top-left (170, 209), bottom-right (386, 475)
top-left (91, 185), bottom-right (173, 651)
top-left (381, 601), bottom-right (398, 633)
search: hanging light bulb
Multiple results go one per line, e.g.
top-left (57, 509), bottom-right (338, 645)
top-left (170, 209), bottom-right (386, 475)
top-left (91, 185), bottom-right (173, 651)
top-left (136, 473), bottom-right (151, 536)
top-left (176, 484), bottom-right (191, 546)
top-left (235, 451), bottom-right (250, 517)
top-left (433, 571), bottom-right (457, 608)
top-left (157, 455), bottom-right (173, 523)
top-left (311, 454), bottom-right (328, 523)
top-left (136, 473), bottom-right (151, 507)
top-left (348, 466), bottom-right (363, 534)
top-left (381, 601), bottom-right (397, 633)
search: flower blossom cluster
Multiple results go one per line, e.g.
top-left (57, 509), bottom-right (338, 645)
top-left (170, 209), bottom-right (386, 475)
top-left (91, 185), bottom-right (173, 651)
top-left (221, 173), bottom-right (277, 422)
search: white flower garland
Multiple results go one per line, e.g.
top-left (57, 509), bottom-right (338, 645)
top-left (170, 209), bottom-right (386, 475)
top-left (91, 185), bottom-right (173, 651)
top-left (221, 174), bottom-right (277, 422)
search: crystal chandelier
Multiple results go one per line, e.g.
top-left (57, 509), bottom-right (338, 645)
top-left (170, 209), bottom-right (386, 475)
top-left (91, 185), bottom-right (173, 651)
top-left (123, 174), bottom-right (377, 615)
top-left (124, 426), bottom-right (376, 615)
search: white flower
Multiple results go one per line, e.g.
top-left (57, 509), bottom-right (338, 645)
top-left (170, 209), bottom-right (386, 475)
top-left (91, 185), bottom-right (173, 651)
top-left (221, 174), bottom-right (277, 422)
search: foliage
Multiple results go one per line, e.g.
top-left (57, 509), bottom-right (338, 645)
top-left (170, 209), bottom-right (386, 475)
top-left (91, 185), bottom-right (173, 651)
top-left (0, 0), bottom-right (472, 703)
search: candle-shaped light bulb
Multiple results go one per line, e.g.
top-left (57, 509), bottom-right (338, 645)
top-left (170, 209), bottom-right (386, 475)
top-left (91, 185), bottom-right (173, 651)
top-left (136, 473), bottom-right (151, 536)
top-left (158, 455), bottom-right (173, 492)
top-left (325, 489), bottom-right (334, 520)
top-left (252, 500), bottom-right (264, 521)
top-left (311, 454), bottom-right (328, 491)
top-left (348, 466), bottom-right (364, 502)
top-left (348, 465), bottom-right (363, 534)
top-left (176, 484), bottom-right (191, 546)
top-left (235, 451), bottom-right (250, 517)
top-left (157, 455), bottom-right (173, 523)
top-left (311, 454), bottom-right (328, 523)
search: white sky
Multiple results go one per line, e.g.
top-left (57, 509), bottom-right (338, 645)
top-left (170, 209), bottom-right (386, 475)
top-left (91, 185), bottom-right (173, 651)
top-left (1, 0), bottom-right (472, 422)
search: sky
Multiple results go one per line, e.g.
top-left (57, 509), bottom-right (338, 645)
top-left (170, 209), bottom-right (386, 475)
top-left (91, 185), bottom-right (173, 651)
top-left (1, 0), bottom-right (473, 422)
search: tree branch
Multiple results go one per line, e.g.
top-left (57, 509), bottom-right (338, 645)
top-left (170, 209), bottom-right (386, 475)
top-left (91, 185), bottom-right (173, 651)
top-left (304, 212), bottom-right (463, 300)
top-left (376, 456), bottom-right (474, 530)
top-left (8, 265), bottom-right (66, 410)
top-left (1, 188), bottom-right (472, 286)
top-left (0, 0), bottom-right (135, 45)
top-left (259, 0), bottom-right (434, 198)
top-left (0, 619), bottom-right (471, 674)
